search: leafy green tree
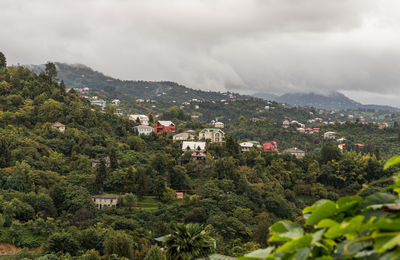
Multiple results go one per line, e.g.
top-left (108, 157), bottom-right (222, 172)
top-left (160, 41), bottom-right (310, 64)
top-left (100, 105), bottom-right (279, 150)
top-left (45, 231), bottom-right (80, 256)
top-left (226, 136), bottom-right (240, 156)
top-left (320, 143), bottom-right (342, 164)
top-left (144, 245), bottom-right (166, 260)
top-left (125, 166), bottom-right (136, 193)
top-left (165, 223), bottom-right (215, 260)
top-left (0, 51), bottom-right (6, 68)
top-left (121, 193), bottom-right (137, 210)
top-left (80, 249), bottom-right (101, 260)
top-left (160, 187), bottom-right (176, 203)
top-left (3, 198), bottom-right (35, 223)
top-left (45, 62), bottom-right (57, 81)
top-left (153, 175), bottom-right (166, 198)
top-left (127, 136), bottom-right (146, 151)
top-left (23, 192), bottom-right (57, 217)
top-left (214, 156), bottom-right (238, 181)
top-left (110, 147), bottom-right (118, 170)
top-left (170, 165), bottom-right (191, 190)
top-left (148, 113), bottom-right (154, 124)
top-left (95, 158), bottom-right (107, 193)
top-left (136, 167), bottom-right (149, 199)
top-left (103, 230), bottom-right (134, 259)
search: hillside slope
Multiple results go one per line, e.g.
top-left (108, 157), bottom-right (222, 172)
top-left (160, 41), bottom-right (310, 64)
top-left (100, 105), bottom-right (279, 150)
top-left (254, 91), bottom-right (400, 111)
top-left (25, 63), bottom-right (249, 102)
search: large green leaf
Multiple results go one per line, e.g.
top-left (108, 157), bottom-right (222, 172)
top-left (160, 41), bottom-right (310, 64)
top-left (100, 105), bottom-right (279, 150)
top-left (277, 235), bottom-right (313, 253)
top-left (269, 221), bottom-right (304, 242)
top-left (295, 248), bottom-right (311, 260)
top-left (336, 196), bottom-right (363, 215)
top-left (244, 248), bottom-right (274, 259)
top-left (376, 234), bottom-right (400, 254)
top-left (372, 219), bottom-right (400, 231)
top-left (304, 200), bottom-right (337, 225)
top-left (384, 156), bottom-right (400, 170)
top-left (316, 219), bottom-right (338, 229)
top-left (362, 192), bottom-right (396, 208)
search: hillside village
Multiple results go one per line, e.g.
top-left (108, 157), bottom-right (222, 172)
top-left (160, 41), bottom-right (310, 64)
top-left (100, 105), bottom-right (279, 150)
top-left (5, 0), bottom-right (400, 257)
top-left (1, 58), bottom-right (400, 259)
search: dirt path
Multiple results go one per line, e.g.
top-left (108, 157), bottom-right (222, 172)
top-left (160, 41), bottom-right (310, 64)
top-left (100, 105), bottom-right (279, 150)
top-left (0, 243), bottom-right (21, 256)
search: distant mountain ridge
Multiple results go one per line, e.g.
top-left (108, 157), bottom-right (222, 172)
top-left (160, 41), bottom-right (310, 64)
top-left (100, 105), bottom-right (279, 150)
top-left (253, 91), bottom-right (400, 111)
top-left (25, 63), bottom-right (250, 103)
top-left (25, 63), bottom-right (399, 111)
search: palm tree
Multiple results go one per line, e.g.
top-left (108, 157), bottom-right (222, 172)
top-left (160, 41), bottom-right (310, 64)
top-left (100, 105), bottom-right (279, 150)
top-left (165, 223), bottom-right (215, 260)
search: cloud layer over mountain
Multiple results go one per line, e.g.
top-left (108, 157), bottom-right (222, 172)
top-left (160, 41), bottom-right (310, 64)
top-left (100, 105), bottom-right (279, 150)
top-left (1, 0), bottom-right (400, 106)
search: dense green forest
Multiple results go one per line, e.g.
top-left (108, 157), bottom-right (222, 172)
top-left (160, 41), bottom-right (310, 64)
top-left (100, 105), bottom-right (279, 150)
top-left (1, 53), bottom-right (400, 259)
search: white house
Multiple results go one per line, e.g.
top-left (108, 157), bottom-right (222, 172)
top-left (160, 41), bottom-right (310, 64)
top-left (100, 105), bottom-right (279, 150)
top-left (112, 99), bottom-right (120, 105)
top-left (133, 125), bottom-right (154, 135)
top-left (283, 147), bottom-right (306, 159)
top-left (182, 141), bottom-right (206, 151)
top-left (282, 120), bottom-right (290, 128)
top-left (214, 122), bottom-right (224, 128)
top-left (324, 131), bottom-right (336, 140)
top-left (92, 195), bottom-right (120, 209)
top-left (297, 127), bottom-right (305, 133)
top-left (90, 99), bottom-right (107, 110)
top-left (240, 141), bottom-right (261, 152)
top-left (173, 132), bottom-right (195, 141)
top-left (129, 115), bottom-right (149, 125)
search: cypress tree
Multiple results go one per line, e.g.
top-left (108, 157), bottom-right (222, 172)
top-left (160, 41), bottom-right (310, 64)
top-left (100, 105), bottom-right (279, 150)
top-left (95, 158), bottom-right (107, 193)
top-left (0, 52), bottom-right (6, 68)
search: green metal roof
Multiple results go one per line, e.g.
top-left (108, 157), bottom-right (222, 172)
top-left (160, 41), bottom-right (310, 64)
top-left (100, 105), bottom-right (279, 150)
top-left (200, 128), bottom-right (223, 133)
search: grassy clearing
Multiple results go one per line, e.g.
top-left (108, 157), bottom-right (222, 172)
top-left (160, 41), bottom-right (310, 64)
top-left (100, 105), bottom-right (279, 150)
top-left (135, 197), bottom-right (184, 211)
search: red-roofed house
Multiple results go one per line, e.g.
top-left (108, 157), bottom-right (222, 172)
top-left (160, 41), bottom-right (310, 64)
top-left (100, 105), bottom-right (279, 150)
top-left (305, 128), bottom-right (313, 134)
top-left (263, 141), bottom-right (278, 152)
top-left (355, 143), bottom-right (365, 148)
top-left (154, 121), bottom-right (175, 134)
top-left (52, 122), bottom-right (65, 133)
top-left (338, 143), bottom-right (346, 152)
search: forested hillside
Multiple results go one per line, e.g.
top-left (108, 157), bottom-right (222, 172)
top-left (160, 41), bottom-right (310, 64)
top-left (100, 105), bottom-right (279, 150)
top-left (25, 63), bottom-right (249, 103)
top-left (0, 54), bottom-right (399, 259)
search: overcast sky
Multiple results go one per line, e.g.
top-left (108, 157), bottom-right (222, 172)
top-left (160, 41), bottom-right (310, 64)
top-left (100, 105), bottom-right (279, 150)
top-left (1, 0), bottom-right (400, 106)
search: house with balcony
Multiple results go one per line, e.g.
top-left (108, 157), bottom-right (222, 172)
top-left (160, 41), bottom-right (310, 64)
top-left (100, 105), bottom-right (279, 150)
top-left (199, 128), bottom-right (225, 143)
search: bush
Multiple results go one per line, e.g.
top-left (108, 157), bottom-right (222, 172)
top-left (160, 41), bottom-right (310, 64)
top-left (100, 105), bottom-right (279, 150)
top-left (144, 245), bottom-right (166, 260)
top-left (160, 187), bottom-right (176, 203)
top-left (44, 231), bottom-right (80, 256)
top-left (103, 230), bottom-right (134, 259)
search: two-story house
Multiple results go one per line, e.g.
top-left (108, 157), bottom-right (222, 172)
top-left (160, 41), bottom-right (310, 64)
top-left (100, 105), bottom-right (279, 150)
top-left (199, 128), bottom-right (225, 143)
top-left (133, 125), bottom-right (154, 135)
top-left (129, 114), bottom-right (149, 125)
top-left (154, 121), bottom-right (175, 134)
top-left (92, 195), bottom-right (120, 209)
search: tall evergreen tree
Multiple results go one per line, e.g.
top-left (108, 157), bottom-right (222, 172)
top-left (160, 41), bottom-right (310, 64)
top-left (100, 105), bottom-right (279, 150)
top-left (45, 62), bottom-right (57, 81)
top-left (0, 52), bottom-right (6, 68)
top-left (125, 166), bottom-right (136, 193)
top-left (109, 148), bottom-right (118, 170)
top-left (136, 167), bottom-right (149, 199)
top-left (95, 159), bottom-right (107, 193)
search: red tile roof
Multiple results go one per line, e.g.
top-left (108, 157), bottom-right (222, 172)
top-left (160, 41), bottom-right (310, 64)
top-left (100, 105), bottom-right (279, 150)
top-left (52, 122), bottom-right (65, 127)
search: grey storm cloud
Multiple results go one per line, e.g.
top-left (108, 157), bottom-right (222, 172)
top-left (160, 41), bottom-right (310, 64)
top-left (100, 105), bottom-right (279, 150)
top-left (1, 0), bottom-right (400, 106)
